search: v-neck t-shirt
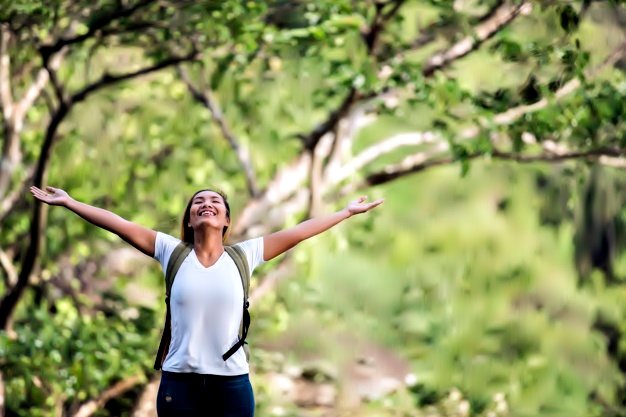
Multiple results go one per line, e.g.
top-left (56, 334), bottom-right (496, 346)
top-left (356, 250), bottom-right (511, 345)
top-left (153, 232), bottom-right (265, 375)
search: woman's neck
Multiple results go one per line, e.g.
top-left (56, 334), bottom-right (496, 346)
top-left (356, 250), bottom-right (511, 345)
top-left (192, 229), bottom-right (225, 267)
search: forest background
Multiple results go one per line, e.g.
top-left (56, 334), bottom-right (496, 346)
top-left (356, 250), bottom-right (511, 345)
top-left (2, 0), bottom-right (626, 416)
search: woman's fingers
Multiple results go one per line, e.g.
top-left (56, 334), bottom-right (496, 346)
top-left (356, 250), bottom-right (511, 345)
top-left (32, 189), bottom-right (48, 200)
top-left (30, 186), bottom-right (55, 196)
top-left (364, 199), bottom-right (383, 211)
top-left (30, 185), bottom-right (56, 203)
top-left (30, 186), bottom-right (43, 196)
top-left (30, 190), bottom-right (45, 202)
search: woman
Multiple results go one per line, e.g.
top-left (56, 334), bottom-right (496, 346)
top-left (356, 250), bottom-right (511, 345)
top-left (30, 185), bottom-right (383, 416)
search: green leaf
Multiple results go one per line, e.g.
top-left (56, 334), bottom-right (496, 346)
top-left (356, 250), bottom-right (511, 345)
top-left (559, 5), bottom-right (580, 33)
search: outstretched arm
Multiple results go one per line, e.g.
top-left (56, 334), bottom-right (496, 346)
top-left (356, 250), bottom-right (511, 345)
top-left (263, 196), bottom-right (383, 261)
top-left (30, 186), bottom-right (157, 257)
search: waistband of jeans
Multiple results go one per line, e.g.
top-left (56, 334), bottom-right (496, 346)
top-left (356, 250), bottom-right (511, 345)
top-left (161, 371), bottom-right (249, 382)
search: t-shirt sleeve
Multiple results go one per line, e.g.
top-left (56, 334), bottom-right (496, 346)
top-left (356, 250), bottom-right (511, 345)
top-left (153, 232), bottom-right (183, 272)
top-left (233, 237), bottom-right (265, 274)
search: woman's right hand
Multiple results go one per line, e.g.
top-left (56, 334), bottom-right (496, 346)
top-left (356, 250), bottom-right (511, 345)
top-left (30, 186), bottom-right (71, 207)
top-left (29, 185), bottom-right (156, 256)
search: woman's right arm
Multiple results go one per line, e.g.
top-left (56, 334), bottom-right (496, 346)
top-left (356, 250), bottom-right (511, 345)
top-left (30, 186), bottom-right (157, 257)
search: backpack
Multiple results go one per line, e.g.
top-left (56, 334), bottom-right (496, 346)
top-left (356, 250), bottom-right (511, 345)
top-left (153, 242), bottom-right (251, 370)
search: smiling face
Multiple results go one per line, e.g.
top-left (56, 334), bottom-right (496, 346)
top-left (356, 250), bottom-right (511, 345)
top-left (190, 190), bottom-right (228, 224)
top-left (181, 189), bottom-right (231, 243)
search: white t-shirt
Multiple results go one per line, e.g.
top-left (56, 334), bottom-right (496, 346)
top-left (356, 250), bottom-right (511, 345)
top-left (153, 232), bottom-right (265, 375)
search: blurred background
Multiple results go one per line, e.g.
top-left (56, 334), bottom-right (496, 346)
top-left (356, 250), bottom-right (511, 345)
top-left (2, 1), bottom-right (626, 416)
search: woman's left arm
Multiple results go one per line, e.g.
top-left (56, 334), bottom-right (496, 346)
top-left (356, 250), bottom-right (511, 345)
top-left (263, 196), bottom-right (383, 261)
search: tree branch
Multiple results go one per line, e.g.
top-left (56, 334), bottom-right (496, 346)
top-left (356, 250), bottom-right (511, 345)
top-left (73, 50), bottom-right (197, 104)
top-left (38, 0), bottom-right (156, 60)
top-left (177, 66), bottom-right (260, 198)
top-left (0, 47), bottom-right (62, 200)
top-left (40, 49), bottom-right (70, 113)
top-left (233, 153), bottom-right (312, 238)
top-left (384, 0), bottom-right (506, 63)
top-left (0, 130), bottom-right (20, 200)
top-left (483, 41), bottom-right (626, 129)
top-left (236, 1), bottom-right (422, 237)
top-left (359, 1), bottom-right (532, 111)
top-left (0, 247), bottom-right (17, 290)
top-left (298, 88), bottom-right (359, 151)
top-left (323, 107), bottom-right (375, 189)
top-left (355, 39), bottom-right (626, 186)
top-left (16, 51), bottom-right (65, 123)
top-left (247, 1), bottom-right (407, 227)
top-left (491, 147), bottom-right (626, 162)
top-left (0, 50), bottom-right (197, 330)
top-left (0, 24), bottom-right (18, 200)
top-left (235, 0), bottom-right (407, 235)
top-left (40, 85), bottom-right (57, 115)
top-left (0, 165), bottom-right (34, 223)
top-left (298, 0), bottom-right (406, 152)
top-left (597, 155), bottom-right (626, 169)
top-left (363, 0), bottom-right (406, 53)
top-left (422, 1), bottom-right (531, 76)
top-left (0, 371), bottom-right (5, 417)
top-left (324, 0), bottom-right (531, 173)
top-left (307, 133), bottom-right (335, 218)
top-left (333, 131), bottom-right (441, 184)
top-left (0, 23), bottom-right (14, 119)
top-left (353, 145), bottom-right (626, 191)
top-left (71, 374), bottom-right (144, 417)
top-left (236, 185), bottom-right (310, 239)
top-left (352, 143), bottom-right (451, 190)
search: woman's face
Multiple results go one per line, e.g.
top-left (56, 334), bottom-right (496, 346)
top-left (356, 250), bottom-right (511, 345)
top-left (188, 190), bottom-right (230, 232)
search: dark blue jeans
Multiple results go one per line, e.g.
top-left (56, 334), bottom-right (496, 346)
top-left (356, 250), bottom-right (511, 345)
top-left (157, 371), bottom-right (254, 417)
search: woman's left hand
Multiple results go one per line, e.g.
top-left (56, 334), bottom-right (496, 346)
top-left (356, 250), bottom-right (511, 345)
top-left (346, 196), bottom-right (384, 216)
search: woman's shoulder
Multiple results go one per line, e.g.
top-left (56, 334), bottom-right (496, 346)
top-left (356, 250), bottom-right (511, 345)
top-left (230, 237), bottom-right (261, 251)
top-left (156, 231), bottom-right (182, 245)
top-left (229, 237), bottom-right (265, 269)
top-left (153, 232), bottom-right (184, 261)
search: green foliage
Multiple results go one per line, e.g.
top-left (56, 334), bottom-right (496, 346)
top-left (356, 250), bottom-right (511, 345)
top-left (3, 0), bottom-right (626, 416)
top-left (0, 298), bottom-right (156, 416)
top-left (270, 163), bottom-right (623, 416)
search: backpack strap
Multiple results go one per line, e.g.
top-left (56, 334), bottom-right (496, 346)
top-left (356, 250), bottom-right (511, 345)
top-left (153, 242), bottom-right (192, 370)
top-left (222, 245), bottom-right (251, 361)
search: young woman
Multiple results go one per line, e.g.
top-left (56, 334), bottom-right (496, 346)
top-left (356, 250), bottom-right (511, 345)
top-left (30, 185), bottom-right (383, 417)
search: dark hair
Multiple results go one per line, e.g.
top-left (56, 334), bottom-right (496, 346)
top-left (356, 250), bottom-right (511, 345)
top-left (180, 189), bottom-right (231, 244)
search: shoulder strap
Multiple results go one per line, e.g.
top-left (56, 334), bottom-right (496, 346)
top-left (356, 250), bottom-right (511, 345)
top-left (165, 242), bottom-right (193, 298)
top-left (153, 241), bottom-right (192, 370)
top-left (222, 245), bottom-right (251, 361)
top-left (224, 245), bottom-right (250, 299)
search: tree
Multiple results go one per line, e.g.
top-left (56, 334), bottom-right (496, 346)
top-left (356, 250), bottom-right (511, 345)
top-left (2, 0), bottom-right (626, 415)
